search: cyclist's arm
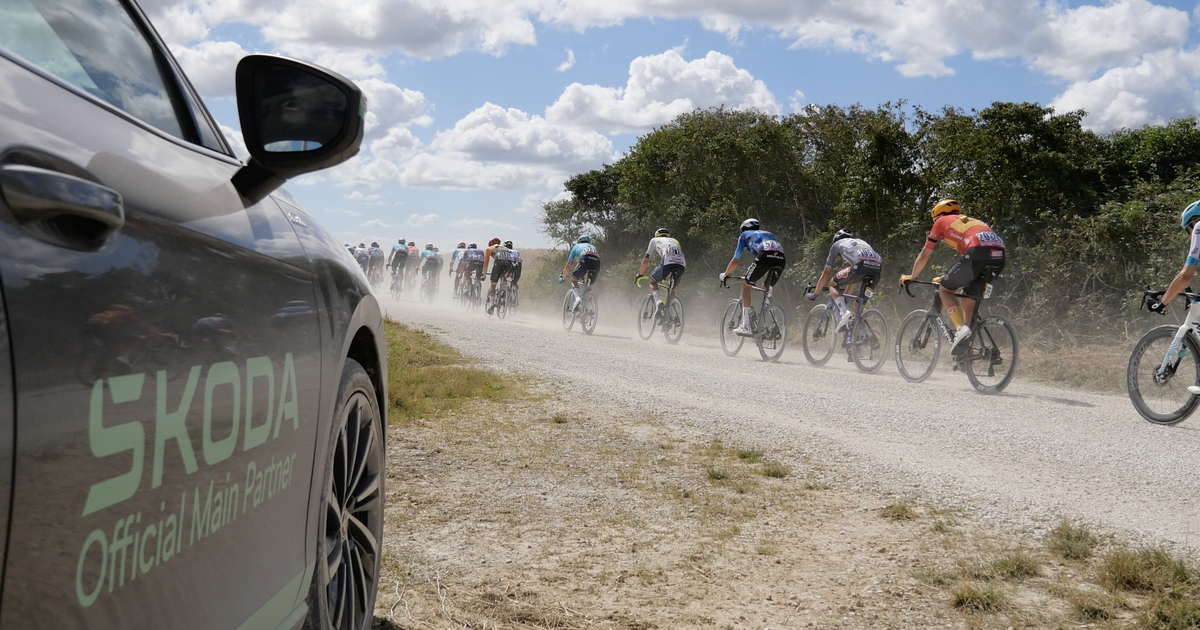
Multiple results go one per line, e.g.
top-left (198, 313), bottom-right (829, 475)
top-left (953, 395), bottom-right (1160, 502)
top-left (1163, 265), bottom-right (1197, 305)
top-left (813, 266), bottom-right (833, 294)
top-left (906, 247), bottom-right (933, 281)
top-left (722, 257), bottom-right (739, 278)
top-left (638, 254), bottom-right (650, 276)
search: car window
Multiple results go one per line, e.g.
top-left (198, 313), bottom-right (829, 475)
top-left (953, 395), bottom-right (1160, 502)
top-left (0, 0), bottom-right (185, 139)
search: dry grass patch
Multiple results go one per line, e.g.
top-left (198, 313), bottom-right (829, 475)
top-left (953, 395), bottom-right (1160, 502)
top-left (883, 502), bottom-right (916, 521)
top-left (1048, 520), bottom-right (1099, 561)
top-left (1020, 340), bottom-right (1129, 393)
top-left (951, 582), bottom-right (1006, 612)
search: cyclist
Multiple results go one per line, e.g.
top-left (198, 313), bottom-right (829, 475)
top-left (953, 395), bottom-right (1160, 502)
top-left (805, 230), bottom-right (882, 332)
top-left (636, 227), bottom-right (686, 315)
top-left (405, 241), bottom-right (420, 282)
top-left (1147, 200), bottom-right (1200, 392)
top-left (352, 243), bottom-right (368, 272)
top-left (460, 242), bottom-right (485, 297)
top-left (504, 240), bottom-right (522, 306)
top-left (560, 236), bottom-right (600, 312)
top-left (366, 241), bottom-right (386, 281)
top-left (484, 238), bottom-right (515, 314)
top-left (899, 199), bottom-right (1006, 353)
top-left (449, 242), bottom-right (467, 296)
top-left (388, 238), bottom-right (409, 287)
top-left (420, 243), bottom-right (443, 288)
top-left (719, 219), bottom-right (786, 336)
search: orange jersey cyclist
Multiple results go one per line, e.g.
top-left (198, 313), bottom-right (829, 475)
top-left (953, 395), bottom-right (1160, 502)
top-left (900, 199), bottom-right (1006, 353)
top-left (719, 218), bottom-right (786, 337)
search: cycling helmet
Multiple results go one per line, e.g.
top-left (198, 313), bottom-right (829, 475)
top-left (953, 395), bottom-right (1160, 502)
top-left (370, 241), bottom-right (379, 247)
top-left (740, 218), bottom-right (760, 232)
top-left (832, 229), bottom-right (853, 243)
top-left (577, 236), bottom-right (590, 244)
top-left (930, 199), bottom-right (961, 219)
top-left (434, 247), bottom-right (439, 252)
top-left (489, 237), bottom-right (501, 246)
top-left (655, 227), bottom-right (670, 237)
top-left (398, 238), bottom-right (404, 244)
top-left (408, 241), bottom-right (415, 246)
top-left (468, 243), bottom-right (477, 249)
top-left (457, 242), bottom-right (466, 248)
top-left (503, 240), bottom-right (513, 248)
top-left (1182, 200), bottom-right (1200, 230)
top-left (425, 243), bottom-right (434, 250)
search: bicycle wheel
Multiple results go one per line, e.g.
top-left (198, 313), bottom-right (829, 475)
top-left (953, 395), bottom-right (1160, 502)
top-left (851, 309), bottom-right (889, 374)
top-left (895, 309), bottom-right (940, 383)
top-left (719, 299), bottom-right (744, 357)
top-left (581, 292), bottom-right (598, 335)
top-left (801, 304), bottom-right (835, 366)
top-left (496, 287), bottom-right (508, 319)
top-left (1127, 324), bottom-right (1200, 424)
top-left (663, 297), bottom-right (684, 345)
top-left (562, 291), bottom-right (577, 331)
top-left (390, 275), bottom-right (401, 300)
top-left (636, 294), bottom-right (656, 340)
top-left (757, 304), bottom-right (787, 362)
top-left (964, 316), bottom-right (1018, 394)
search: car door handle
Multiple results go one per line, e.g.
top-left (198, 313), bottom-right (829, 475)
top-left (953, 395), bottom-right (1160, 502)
top-left (0, 164), bottom-right (124, 247)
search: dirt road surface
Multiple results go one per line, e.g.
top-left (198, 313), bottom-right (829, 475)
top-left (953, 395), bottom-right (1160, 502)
top-left (383, 294), bottom-right (1200, 548)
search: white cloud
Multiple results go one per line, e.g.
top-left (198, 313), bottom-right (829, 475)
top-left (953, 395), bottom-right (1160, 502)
top-left (358, 78), bottom-right (433, 134)
top-left (401, 154), bottom-right (571, 190)
top-left (451, 217), bottom-right (517, 230)
top-left (346, 192), bottom-right (383, 202)
top-left (170, 40), bottom-right (248, 99)
top-left (369, 127), bottom-right (423, 161)
top-left (545, 50), bottom-right (780, 134)
top-left (219, 124), bottom-right (249, 160)
top-left (403, 213), bottom-right (440, 227)
top-left (557, 48), bottom-right (576, 72)
top-left (326, 208), bottom-right (363, 217)
top-left (362, 218), bottom-right (394, 228)
top-left (1052, 48), bottom-right (1200, 131)
top-left (788, 90), bottom-right (806, 113)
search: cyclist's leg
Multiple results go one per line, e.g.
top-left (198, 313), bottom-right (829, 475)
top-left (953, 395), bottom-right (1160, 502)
top-left (938, 253), bottom-right (974, 330)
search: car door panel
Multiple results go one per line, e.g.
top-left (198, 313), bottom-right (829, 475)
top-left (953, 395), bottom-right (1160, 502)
top-left (0, 52), bottom-right (323, 629)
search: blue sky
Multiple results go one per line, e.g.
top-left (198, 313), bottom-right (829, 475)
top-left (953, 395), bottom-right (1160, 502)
top-left (147, 0), bottom-right (1200, 249)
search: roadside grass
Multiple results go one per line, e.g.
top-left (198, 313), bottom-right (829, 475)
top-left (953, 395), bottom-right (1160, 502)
top-left (1049, 519), bottom-right (1099, 560)
top-left (384, 318), bottom-right (522, 422)
top-left (883, 502), bottom-right (915, 521)
top-left (1020, 340), bottom-right (1129, 393)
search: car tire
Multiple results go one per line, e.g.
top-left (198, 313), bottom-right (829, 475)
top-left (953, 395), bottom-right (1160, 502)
top-left (306, 358), bottom-right (385, 630)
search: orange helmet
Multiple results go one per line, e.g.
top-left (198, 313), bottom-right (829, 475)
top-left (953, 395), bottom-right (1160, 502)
top-left (930, 199), bottom-right (961, 219)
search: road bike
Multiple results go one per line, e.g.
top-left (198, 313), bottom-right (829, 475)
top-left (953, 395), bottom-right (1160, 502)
top-left (420, 269), bottom-right (439, 304)
top-left (562, 271), bottom-right (598, 335)
top-left (463, 271), bottom-right (482, 310)
top-left (492, 271), bottom-right (515, 320)
top-left (389, 265), bottom-right (403, 300)
top-left (718, 273), bottom-right (786, 362)
top-left (1127, 287), bottom-right (1200, 425)
top-left (635, 272), bottom-right (684, 344)
top-left (894, 272), bottom-right (1018, 394)
top-left (800, 280), bottom-right (889, 373)
top-left (367, 258), bottom-right (384, 289)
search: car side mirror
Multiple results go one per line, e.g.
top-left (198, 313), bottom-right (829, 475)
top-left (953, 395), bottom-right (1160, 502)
top-left (231, 54), bottom-right (365, 204)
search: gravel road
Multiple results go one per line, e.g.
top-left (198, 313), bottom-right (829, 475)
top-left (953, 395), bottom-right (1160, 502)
top-left (383, 292), bottom-right (1200, 549)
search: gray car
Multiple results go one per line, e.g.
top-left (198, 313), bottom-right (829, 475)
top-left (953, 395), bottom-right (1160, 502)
top-left (0, 1), bottom-right (386, 628)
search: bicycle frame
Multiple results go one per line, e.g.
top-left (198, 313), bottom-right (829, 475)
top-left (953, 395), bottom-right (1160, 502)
top-left (903, 275), bottom-right (999, 362)
top-left (806, 281), bottom-right (877, 346)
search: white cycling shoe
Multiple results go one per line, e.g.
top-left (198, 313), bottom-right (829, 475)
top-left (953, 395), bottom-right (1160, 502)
top-left (733, 323), bottom-right (754, 337)
top-left (835, 310), bottom-right (853, 333)
top-left (1188, 385), bottom-right (1200, 396)
top-left (950, 325), bottom-right (972, 354)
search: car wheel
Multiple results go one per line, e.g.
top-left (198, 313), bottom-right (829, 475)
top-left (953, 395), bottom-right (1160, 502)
top-left (307, 358), bottom-right (384, 630)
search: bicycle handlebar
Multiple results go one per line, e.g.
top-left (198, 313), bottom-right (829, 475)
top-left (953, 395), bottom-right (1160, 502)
top-left (899, 278), bottom-right (939, 298)
top-left (1141, 286), bottom-right (1200, 312)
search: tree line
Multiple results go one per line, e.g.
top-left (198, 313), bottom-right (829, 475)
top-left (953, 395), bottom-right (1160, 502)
top-left (540, 103), bottom-right (1200, 341)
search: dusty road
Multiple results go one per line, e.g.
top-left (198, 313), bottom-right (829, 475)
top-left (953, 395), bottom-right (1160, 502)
top-left (383, 293), bottom-right (1200, 548)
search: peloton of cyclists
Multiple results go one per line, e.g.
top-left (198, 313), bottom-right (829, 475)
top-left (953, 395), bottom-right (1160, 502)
top-left (637, 228), bottom-right (686, 315)
top-left (719, 219), bottom-right (786, 337)
top-left (560, 236), bottom-right (600, 312)
top-left (900, 199), bottom-right (1006, 354)
top-left (806, 230), bottom-right (882, 333)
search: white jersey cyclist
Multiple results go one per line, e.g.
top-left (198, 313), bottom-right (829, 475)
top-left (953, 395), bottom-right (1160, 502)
top-left (637, 228), bottom-right (687, 307)
top-left (808, 230), bottom-right (882, 333)
top-left (1151, 200), bottom-right (1200, 393)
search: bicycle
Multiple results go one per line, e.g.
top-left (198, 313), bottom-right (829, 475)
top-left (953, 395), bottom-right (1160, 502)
top-left (894, 273), bottom-right (1018, 394)
top-left (367, 259), bottom-right (384, 289)
top-left (1127, 287), bottom-right (1200, 425)
top-left (800, 281), bottom-right (889, 373)
top-left (635, 272), bottom-right (684, 344)
top-left (718, 274), bottom-right (786, 362)
top-left (562, 271), bottom-right (598, 335)
top-left (420, 269), bottom-right (438, 304)
top-left (492, 271), bottom-right (515, 320)
top-left (389, 266), bottom-right (403, 300)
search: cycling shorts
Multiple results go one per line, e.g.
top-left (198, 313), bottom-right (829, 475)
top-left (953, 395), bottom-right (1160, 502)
top-left (941, 246), bottom-right (1005, 298)
top-left (511, 261), bottom-right (523, 284)
top-left (490, 260), bottom-right (514, 283)
top-left (651, 262), bottom-right (685, 287)
top-left (464, 261), bottom-right (484, 279)
top-left (746, 251), bottom-right (785, 287)
top-left (421, 260), bottom-right (440, 276)
top-left (572, 256), bottom-right (601, 284)
top-left (833, 259), bottom-right (881, 290)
